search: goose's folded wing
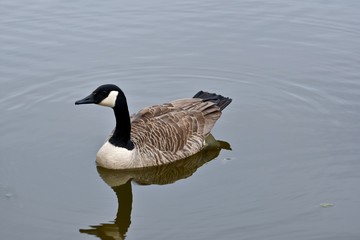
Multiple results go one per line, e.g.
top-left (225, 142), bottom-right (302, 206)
top-left (130, 101), bottom-right (211, 154)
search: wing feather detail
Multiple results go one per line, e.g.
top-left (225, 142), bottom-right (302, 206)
top-left (129, 98), bottom-right (222, 165)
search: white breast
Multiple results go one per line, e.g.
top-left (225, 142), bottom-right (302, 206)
top-left (96, 141), bottom-right (135, 169)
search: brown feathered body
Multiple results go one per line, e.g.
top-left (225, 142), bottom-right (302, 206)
top-left (96, 91), bottom-right (231, 169)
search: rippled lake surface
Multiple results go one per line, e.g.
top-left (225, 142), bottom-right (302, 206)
top-left (1, 0), bottom-right (360, 239)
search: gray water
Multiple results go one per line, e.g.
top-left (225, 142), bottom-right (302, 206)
top-left (1, 0), bottom-right (360, 239)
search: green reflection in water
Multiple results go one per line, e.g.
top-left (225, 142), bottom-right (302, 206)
top-left (79, 135), bottom-right (231, 239)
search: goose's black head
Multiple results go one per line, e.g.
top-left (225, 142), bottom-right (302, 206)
top-left (75, 84), bottom-right (125, 108)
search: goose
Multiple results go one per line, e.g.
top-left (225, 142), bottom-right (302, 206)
top-left (75, 84), bottom-right (232, 169)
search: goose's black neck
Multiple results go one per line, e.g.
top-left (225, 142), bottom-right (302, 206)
top-left (109, 96), bottom-right (134, 150)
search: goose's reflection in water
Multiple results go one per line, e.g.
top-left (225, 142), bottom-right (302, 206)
top-left (80, 135), bottom-right (231, 239)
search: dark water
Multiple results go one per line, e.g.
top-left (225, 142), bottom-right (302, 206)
top-left (1, 0), bottom-right (360, 239)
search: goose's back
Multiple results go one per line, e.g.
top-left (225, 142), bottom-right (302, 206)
top-left (129, 98), bottom-right (222, 166)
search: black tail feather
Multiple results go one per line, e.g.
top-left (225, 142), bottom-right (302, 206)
top-left (193, 91), bottom-right (232, 111)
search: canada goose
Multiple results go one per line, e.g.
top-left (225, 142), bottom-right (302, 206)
top-left (75, 84), bottom-right (232, 169)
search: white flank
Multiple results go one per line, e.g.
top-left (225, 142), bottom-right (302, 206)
top-left (96, 141), bottom-right (134, 169)
top-left (99, 91), bottom-right (119, 108)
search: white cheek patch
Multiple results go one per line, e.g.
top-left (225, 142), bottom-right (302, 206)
top-left (99, 91), bottom-right (119, 107)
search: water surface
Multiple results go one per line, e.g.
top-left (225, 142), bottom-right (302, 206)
top-left (1, 0), bottom-right (360, 239)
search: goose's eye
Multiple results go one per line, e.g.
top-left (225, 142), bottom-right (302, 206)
top-left (95, 91), bottom-right (107, 96)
